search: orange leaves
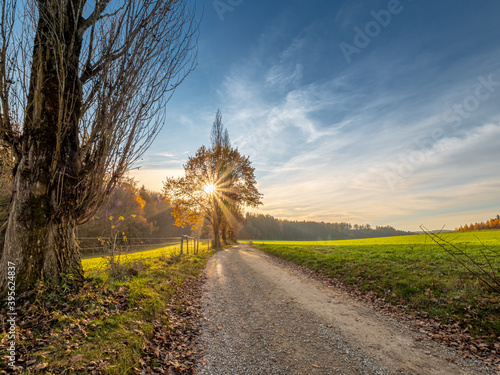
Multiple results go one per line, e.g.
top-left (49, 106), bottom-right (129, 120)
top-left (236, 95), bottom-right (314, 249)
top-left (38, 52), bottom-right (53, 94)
top-left (170, 205), bottom-right (202, 229)
top-left (135, 195), bottom-right (146, 209)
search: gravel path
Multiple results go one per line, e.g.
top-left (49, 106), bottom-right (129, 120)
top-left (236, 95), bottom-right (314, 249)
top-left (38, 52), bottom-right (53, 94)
top-left (198, 244), bottom-right (494, 375)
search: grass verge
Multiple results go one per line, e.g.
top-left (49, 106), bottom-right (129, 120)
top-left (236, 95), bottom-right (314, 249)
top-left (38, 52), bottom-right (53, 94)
top-left (0, 245), bottom-right (215, 374)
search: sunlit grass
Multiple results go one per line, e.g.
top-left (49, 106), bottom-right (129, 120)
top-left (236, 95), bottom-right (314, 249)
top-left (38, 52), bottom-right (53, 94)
top-left (82, 242), bottom-right (211, 272)
top-left (244, 229), bottom-right (500, 247)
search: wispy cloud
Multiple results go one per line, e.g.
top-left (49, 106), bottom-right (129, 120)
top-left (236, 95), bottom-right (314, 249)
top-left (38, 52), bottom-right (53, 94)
top-left (265, 63), bottom-right (303, 90)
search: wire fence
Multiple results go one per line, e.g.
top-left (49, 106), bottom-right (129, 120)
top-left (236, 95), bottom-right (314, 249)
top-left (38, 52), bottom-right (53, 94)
top-left (78, 236), bottom-right (210, 259)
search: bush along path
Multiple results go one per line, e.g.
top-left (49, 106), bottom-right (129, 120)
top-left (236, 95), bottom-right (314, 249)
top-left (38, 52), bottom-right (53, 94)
top-left (0, 250), bottom-right (213, 374)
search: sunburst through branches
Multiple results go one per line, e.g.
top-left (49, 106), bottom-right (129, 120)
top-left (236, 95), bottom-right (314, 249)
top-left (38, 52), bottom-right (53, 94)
top-left (204, 183), bottom-right (216, 195)
top-left (163, 110), bottom-right (262, 247)
top-left (163, 145), bottom-right (262, 247)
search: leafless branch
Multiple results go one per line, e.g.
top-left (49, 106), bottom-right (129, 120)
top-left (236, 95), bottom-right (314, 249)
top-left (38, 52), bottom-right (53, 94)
top-left (420, 225), bottom-right (500, 294)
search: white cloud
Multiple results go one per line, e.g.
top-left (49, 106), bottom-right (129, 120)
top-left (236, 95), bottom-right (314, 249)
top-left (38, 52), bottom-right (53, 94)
top-left (265, 63), bottom-right (303, 89)
top-left (217, 36), bottom-right (500, 229)
top-left (140, 7), bottom-right (500, 232)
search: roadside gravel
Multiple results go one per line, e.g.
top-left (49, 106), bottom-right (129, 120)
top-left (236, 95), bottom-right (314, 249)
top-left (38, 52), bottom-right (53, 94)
top-left (197, 244), bottom-right (494, 375)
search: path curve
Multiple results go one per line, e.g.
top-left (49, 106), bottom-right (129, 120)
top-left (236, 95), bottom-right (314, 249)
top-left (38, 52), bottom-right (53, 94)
top-left (198, 244), bottom-right (493, 375)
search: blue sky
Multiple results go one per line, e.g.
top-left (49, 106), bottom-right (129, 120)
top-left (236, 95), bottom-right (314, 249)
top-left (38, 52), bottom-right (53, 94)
top-left (130, 0), bottom-right (500, 231)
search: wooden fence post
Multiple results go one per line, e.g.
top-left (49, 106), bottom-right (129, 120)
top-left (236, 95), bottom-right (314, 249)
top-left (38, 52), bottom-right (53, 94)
top-left (180, 236), bottom-right (183, 254)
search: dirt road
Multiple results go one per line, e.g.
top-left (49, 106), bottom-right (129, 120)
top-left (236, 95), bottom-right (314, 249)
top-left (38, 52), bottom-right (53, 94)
top-left (197, 244), bottom-right (493, 375)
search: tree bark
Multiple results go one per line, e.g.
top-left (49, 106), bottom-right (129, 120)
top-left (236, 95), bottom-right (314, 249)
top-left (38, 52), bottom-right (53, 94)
top-left (213, 226), bottom-right (222, 248)
top-left (212, 218), bottom-right (222, 248)
top-left (0, 0), bottom-right (84, 293)
top-left (1, 177), bottom-right (83, 293)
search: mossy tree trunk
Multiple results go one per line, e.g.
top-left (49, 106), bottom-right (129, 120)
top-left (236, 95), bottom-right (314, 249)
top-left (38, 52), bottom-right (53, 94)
top-left (0, 0), bottom-right (84, 293)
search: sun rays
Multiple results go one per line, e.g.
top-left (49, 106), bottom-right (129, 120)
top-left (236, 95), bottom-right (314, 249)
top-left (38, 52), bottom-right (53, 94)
top-left (204, 183), bottom-right (216, 194)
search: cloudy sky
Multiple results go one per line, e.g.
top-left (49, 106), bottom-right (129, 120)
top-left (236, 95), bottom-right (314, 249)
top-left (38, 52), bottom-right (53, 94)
top-left (130, 0), bottom-right (500, 231)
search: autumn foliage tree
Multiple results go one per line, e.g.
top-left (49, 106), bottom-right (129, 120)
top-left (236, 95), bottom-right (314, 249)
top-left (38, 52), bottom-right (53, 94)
top-left (0, 0), bottom-right (198, 294)
top-left (457, 215), bottom-right (500, 232)
top-left (163, 112), bottom-right (262, 247)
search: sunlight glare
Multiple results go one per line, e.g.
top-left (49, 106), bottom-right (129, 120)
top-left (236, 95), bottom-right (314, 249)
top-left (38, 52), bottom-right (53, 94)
top-left (204, 183), bottom-right (216, 194)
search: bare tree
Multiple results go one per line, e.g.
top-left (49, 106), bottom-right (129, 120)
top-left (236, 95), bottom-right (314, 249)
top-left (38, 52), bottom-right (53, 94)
top-left (210, 109), bottom-right (230, 148)
top-left (0, 0), bottom-right (198, 294)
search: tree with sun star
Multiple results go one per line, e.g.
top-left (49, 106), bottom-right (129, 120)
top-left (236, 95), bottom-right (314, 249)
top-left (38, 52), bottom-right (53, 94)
top-left (163, 144), bottom-right (262, 247)
top-left (163, 112), bottom-right (262, 247)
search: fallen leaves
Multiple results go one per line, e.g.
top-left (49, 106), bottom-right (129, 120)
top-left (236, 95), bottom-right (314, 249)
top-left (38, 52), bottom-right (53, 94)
top-left (71, 354), bottom-right (84, 363)
top-left (140, 275), bottom-right (205, 374)
top-left (0, 280), bottom-right (133, 374)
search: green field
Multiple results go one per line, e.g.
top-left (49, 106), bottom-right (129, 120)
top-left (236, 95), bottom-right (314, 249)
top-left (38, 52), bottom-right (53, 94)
top-left (249, 230), bottom-right (500, 340)
top-left (247, 230), bottom-right (500, 247)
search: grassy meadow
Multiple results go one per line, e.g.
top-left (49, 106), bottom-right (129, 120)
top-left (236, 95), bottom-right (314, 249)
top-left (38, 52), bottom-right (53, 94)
top-left (248, 230), bottom-right (500, 340)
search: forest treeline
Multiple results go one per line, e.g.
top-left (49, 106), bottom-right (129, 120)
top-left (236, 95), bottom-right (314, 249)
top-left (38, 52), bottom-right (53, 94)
top-left (239, 213), bottom-right (414, 240)
top-left (456, 215), bottom-right (500, 232)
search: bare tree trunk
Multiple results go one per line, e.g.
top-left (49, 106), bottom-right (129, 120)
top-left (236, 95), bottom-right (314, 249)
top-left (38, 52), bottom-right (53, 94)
top-left (211, 197), bottom-right (223, 248)
top-left (0, 0), bottom-right (84, 292)
top-left (0, 0), bottom-right (197, 294)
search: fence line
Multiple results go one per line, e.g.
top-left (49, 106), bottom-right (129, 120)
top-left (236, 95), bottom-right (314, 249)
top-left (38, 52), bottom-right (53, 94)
top-left (77, 236), bottom-right (211, 258)
top-left (76, 237), bottom-right (184, 240)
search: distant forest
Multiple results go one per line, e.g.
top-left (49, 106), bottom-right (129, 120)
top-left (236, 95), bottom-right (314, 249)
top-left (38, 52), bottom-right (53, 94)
top-left (238, 214), bottom-right (414, 241)
top-left (456, 215), bottom-right (500, 232)
top-left (74, 180), bottom-right (196, 256)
